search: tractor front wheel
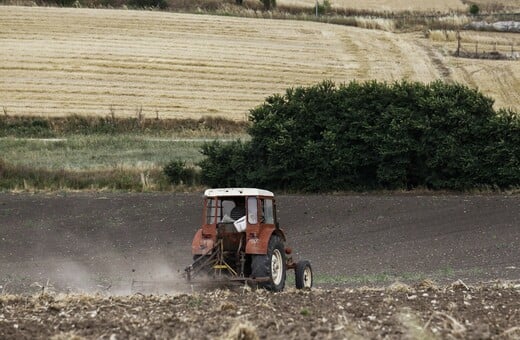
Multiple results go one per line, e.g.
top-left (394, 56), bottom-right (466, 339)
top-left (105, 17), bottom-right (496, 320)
top-left (295, 260), bottom-right (313, 289)
top-left (251, 235), bottom-right (286, 291)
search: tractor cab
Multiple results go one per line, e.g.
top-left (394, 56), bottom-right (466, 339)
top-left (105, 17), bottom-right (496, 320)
top-left (186, 188), bottom-right (312, 291)
top-left (203, 188), bottom-right (276, 224)
top-left (194, 188), bottom-right (281, 257)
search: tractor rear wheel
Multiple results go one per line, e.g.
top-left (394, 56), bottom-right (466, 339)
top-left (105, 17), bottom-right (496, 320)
top-left (251, 235), bottom-right (286, 291)
top-left (295, 260), bottom-right (313, 289)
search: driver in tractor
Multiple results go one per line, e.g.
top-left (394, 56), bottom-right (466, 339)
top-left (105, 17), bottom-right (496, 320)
top-left (230, 199), bottom-right (246, 221)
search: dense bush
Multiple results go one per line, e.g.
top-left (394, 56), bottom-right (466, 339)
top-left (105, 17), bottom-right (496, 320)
top-left (56, 0), bottom-right (78, 6)
top-left (0, 118), bottom-right (56, 138)
top-left (261, 0), bottom-right (275, 10)
top-left (199, 140), bottom-right (254, 187)
top-left (200, 80), bottom-right (520, 191)
top-left (317, 0), bottom-right (332, 15)
top-left (469, 4), bottom-right (480, 16)
top-left (128, 0), bottom-right (167, 9)
top-left (163, 159), bottom-right (199, 185)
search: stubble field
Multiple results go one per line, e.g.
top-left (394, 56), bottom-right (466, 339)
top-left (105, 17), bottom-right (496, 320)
top-left (279, 0), bottom-right (466, 11)
top-left (2, 6), bottom-right (520, 121)
top-left (279, 0), bottom-right (520, 12)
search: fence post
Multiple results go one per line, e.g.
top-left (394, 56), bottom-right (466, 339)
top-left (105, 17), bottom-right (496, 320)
top-left (456, 31), bottom-right (461, 57)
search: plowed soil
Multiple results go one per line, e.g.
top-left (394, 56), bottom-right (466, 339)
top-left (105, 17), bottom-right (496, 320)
top-left (2, 282), bottom-right (519, 339)
top-left (1, 192), bottom-right (519, 339)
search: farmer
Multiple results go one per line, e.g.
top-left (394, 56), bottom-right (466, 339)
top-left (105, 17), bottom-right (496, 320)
top-left (230, 199), bottom-right (246, 221)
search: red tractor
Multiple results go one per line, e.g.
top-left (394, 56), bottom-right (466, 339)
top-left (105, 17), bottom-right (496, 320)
top-left (185, 188), bottom-right (312, 291)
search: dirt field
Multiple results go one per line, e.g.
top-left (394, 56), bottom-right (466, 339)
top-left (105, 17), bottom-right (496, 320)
top-left (2, 6), bottom-right (520, 120)
top-left (1, 192), bottom-right (519, 292)
top-left (1, 192), bottom-right (519, 338)
top-left (1, 282), bottom-right (519, 339)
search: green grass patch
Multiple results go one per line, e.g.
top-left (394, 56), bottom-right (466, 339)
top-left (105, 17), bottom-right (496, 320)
top-left (0, 134), bottom-right (220, 191)
top-left (300, 308), bottom-right (311, 316)
top-left (314, 273), bottom-right (399, 285)
top-left (312, 267), bottom-right (472, 286)
top-left (0, 129), bottom-right (251, 190)
top-left (0, 159), bottom-right (174, 191)
top-left (0, 135), bottom-right (206, 170)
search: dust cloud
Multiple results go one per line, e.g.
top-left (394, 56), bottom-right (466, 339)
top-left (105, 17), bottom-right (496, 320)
top-left (2, 253), bottom-right (192, 296)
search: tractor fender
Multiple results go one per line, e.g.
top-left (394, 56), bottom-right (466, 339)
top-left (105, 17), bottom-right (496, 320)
top-left (246, 228), bottom-right (286, 254)
top-left (191, 229), bottom-right (215, 255)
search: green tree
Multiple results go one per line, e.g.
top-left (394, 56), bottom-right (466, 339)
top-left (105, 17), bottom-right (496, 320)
top-left (261, 0), bottom-right (276, 10)
top-left (469, 4), bottom-right (480, 15)
top-left (317, 0), bottom-right (332, 15)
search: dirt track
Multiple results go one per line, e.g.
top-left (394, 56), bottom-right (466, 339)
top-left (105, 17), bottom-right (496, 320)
top-left (1, 192), bottom-right (519, 293)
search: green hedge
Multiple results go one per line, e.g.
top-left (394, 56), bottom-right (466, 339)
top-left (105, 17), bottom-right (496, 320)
top-left (200, 80), bottom-right (520, 191)
top-left (0, 115), bottom-right (247, 137)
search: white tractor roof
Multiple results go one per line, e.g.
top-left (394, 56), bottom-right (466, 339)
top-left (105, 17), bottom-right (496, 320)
top-left (204, 188), bottom-right (274, 198)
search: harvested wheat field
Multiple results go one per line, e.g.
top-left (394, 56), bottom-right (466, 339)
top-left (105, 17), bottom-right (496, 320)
top-left (470, 0), bottom-right (520, 11)
top-left (280, 0), bottom-right (520, 12)
top-left (0, 6), bottom-right (369, 119)
top-left (1, 6), bottom-right (520, 120)
top-left (423, 30), bottom-right (520, 111)
top-left (279, 0), bottom-right (466, 12)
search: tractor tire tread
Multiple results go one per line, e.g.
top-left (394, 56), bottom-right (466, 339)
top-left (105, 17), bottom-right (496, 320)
top-left (251, 234), bottom-right (286, 291)
top-left (295, 260), bottom-right (313, 289)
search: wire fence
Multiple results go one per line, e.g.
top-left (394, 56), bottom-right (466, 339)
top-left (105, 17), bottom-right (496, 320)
top-left (454, 32), bottom-right (519, 60)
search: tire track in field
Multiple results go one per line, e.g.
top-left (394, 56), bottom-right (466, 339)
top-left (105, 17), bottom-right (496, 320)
top-left (451, 60), bottom-right (520, 110)
top-left (414, 38), bottom-right (453, 82)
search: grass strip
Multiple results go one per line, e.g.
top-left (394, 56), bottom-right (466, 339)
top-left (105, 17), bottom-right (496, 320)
top-left (0, 135), bottom-right (209, 170)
